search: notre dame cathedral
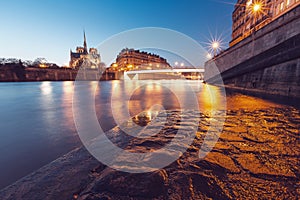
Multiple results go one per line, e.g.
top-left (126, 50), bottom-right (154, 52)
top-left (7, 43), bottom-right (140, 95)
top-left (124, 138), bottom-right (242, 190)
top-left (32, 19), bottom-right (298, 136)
top-left (69, 31), bottom-right (101, 69)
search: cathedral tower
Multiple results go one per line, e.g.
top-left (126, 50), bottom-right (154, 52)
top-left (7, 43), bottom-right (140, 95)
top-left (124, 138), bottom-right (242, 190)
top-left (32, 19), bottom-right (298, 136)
top-left (83, 31), bottom-right (88, 54)
top-left (69, 31), bottom-right (101, 69)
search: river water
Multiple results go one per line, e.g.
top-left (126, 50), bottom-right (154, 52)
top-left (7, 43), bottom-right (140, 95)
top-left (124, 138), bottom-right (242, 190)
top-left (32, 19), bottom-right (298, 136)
top-left (0, 80), bottom-right (299, 194)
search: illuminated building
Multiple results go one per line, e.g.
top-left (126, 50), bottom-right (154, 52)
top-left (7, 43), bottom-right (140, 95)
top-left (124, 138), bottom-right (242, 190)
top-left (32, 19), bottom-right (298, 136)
top-left (69, 31), bottom-right (101, 69)
top-left (109, 48), bottom-right (170, 72)
top-left (230, 0), bottom-right (299, 46)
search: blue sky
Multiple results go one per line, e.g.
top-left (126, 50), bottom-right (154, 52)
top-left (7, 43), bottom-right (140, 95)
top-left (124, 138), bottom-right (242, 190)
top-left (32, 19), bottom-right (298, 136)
top-left (0, 0), bottom-right (235, 66)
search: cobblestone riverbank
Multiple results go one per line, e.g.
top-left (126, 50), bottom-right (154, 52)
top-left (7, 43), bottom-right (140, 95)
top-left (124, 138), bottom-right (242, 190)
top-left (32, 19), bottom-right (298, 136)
top-left (0, 95), bottom-right (299, 199)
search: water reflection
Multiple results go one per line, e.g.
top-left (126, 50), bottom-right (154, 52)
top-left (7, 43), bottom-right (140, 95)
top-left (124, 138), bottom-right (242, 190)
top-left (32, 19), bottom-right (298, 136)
top-left (62, 82), bottom-right (74, 131)
top-left (128, 82), bottom-right (167, 116)
top-left (1, 80), bottom-right (297, 190)
top-left (40, 82), bottom-right (52, 95)
top-left (39, 82), bottom-right (56, 128)
top-left (198, 84), bottom-right (226, 115)
top-left (108, 80), bottom-right (225, 129)
top-left (62, 81), bottom-right (73, 95)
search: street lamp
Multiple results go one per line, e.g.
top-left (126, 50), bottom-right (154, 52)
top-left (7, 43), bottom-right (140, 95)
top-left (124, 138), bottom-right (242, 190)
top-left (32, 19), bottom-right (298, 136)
top-left (212, 41), bottom-right (220, 56)
top-left (253, 3), bottom-right (261, 12)
top-left (253, 3), bottom-right (261, 30)
top-left (204, 34), bottom-right (224, 58)
top-left (250, 1), bottom-right (263, 32)
top-left (206, 53), bottom-right (212, 59)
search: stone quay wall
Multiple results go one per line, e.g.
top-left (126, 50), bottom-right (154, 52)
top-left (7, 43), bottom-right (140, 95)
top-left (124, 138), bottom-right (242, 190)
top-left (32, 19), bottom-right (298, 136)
top-left (0, 67), bottom-right (110, 82)
top-left (204, 5), bottom-right (300, 99)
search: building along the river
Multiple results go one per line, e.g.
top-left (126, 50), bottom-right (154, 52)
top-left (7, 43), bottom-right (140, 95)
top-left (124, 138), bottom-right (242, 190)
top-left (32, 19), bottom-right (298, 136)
top-left (108, 48), bottom-right (171, 72)
top-left (204, 1), bottom-right (300, 99)
top-left (231, 0), bottom-right (299, 46)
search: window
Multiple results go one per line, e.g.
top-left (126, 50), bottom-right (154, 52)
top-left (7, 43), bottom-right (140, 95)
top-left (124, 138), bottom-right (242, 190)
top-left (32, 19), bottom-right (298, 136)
top-left (280, 2), bottom-right (284, 10)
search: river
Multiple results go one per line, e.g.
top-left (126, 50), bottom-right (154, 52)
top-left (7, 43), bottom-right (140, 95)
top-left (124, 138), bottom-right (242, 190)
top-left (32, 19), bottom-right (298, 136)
top-left (0, 80), bottom-right (299, 193)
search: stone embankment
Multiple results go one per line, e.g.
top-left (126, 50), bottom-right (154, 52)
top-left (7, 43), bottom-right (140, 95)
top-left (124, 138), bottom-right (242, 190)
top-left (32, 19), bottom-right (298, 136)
top-left (0, 65), bottom-right (112, 81)
top-left (205, 5), bottom-right (300, 99)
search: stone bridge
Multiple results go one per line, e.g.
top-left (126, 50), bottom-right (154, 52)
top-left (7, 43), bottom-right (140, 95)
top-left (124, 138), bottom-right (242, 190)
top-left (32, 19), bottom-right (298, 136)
top-left (123, 68), bottom-right (204, 80)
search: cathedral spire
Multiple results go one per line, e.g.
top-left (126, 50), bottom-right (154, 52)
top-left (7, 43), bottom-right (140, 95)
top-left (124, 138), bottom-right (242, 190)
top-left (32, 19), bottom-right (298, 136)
top-left (83, 30), bottom-right (88, 54)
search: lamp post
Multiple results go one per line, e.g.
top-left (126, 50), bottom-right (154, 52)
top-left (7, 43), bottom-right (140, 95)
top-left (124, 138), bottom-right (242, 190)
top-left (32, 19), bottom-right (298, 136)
top-left (174, 62), bottom-right (179, 67)
top-left (253, 4), bottom-right (260, 31)
top-left (248, 1), bottom-right (263, 57)
top-left (212, 41), bottom-right (220, 57)
top-left (252, 2), bottom-right (262, 32)
top-left (253, 3), bottom-right (261, 12)
top-left (206, 53), bottom-right (212, 59)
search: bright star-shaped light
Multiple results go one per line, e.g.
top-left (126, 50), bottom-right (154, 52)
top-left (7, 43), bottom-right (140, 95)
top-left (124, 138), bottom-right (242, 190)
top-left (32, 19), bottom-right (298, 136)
top-left (253, 3), bottom-right (261, 12)
top-left (202, 28), bottom-right (227, 58)
top-left (248, 0), bottom-right (266, 16)
top-left (212, 41), bottom-right (220, 49)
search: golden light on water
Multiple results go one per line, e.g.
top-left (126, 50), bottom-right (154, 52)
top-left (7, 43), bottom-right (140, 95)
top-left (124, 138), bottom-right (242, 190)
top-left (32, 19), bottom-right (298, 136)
top-left (147, 111), bottom-right (152, 120)
top-left (198, 84), bottom-right (225, 114)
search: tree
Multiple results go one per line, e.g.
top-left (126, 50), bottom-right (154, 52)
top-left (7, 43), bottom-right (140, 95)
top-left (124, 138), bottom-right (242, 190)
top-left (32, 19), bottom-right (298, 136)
top-left (33, 58), bottom-right (48, 66)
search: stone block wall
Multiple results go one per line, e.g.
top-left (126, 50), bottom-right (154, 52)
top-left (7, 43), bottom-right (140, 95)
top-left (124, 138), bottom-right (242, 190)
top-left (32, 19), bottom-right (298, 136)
top-left (0, 67), bottom-right (103, 82)
top-left (205, 5), bottom-right (300, 99)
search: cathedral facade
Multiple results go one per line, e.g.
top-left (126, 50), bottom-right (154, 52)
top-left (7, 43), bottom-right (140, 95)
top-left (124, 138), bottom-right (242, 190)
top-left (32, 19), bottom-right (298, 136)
top-left (69, 32), bottom-right (101, 69)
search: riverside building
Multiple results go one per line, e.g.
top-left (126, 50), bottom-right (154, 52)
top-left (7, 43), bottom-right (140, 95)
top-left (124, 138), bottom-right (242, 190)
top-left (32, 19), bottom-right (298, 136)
top-left (231, 0), bottom-right (299, 46)
top-left (109, 48), bottom-right (170, 72)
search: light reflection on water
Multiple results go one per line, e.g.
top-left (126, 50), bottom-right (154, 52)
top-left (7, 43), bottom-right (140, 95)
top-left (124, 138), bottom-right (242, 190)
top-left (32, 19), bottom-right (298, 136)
top-left (40, 81), bottom-right (52, 95)
top-left (0, 80), bottom-right (295, 190)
